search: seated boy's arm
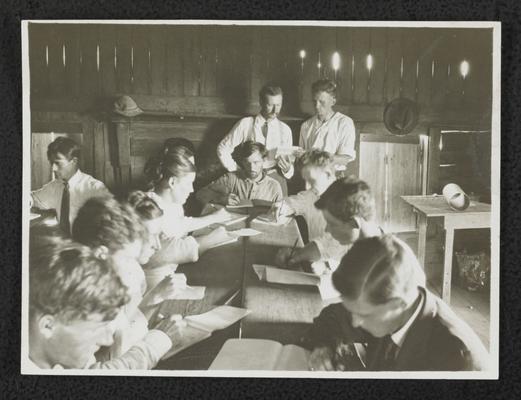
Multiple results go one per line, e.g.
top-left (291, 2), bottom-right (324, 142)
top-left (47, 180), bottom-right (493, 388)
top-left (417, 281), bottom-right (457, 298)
top-left (195, 175), bottom-right (231, 205)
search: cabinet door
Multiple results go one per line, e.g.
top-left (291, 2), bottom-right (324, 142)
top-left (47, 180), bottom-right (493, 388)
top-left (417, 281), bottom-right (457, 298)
top-left (387, 142), bottom-right (421, 232)
top-left (359, 141), bottom-right (387, 229)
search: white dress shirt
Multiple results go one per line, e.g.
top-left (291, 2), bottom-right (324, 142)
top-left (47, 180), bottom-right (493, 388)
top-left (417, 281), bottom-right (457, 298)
top-left (299, 112), bottom-right (356, 160)
top-left (390, 290), bottom-right (425, 351)
top-left (217, 114), bottom-right (294, 178)
top-left (31, 169), bottom-right (109, 227)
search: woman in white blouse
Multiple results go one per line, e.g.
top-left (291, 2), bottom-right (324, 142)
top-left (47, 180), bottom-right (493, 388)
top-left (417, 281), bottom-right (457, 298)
top-left (143, 151), bottom-right (232, 288)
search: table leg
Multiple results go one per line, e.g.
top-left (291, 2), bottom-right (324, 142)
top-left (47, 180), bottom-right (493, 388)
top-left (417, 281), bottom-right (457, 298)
top-left (417, 214), bottom-right (427, 269)
top-left (442, 228), bottom-right (455, 304)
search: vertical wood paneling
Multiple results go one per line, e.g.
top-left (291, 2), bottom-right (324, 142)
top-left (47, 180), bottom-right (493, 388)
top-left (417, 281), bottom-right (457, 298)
top-left (29, 23), bottom-right (50, 97)
top-left (182, 26), bottom-right (201, 96)
top-left (317, 27), bottom-right (337, 82)
top-left (200, 26), bottom-right (218, 97)
top-left (62, 24), bottom-right (81, 98)
top-left (149, 25), bottom-right (167, 96)
top-left (368, 28), bottom-right (386, 105)
top-left (98, 24), bottom-right (118, 96)
top-left (352, 28), bottom-right (371, 104)
top-left (337, 27), bottom-right (353, 105)
top-left (300, 29), bottom-right (321, 102)
top-left (401, 29), bottom-right (418, 101)
top-left (131, 25), bottom-right (151, 94)
top-left (385, 28), bottom-right (402, 102)
top-left (47, 25), bottom-right (67, 97)
top-left (116, 25), bottom-right (133, 94)
top-left (417, 29), bottom-right (438, 108)
top-left (446, 30), bottom-right (465, 110)
top-left (431, 32), bottom-right (451, 109)
top-left (249, 27), bottom-right (264, 104)
top-left (79, 24), bottom-right (100, 97)
top-left (165, 25), bottom-right (184, 96)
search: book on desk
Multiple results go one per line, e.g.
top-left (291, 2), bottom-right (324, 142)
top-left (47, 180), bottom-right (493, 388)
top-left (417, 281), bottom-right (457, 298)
top-left (209, 338), bottom-right (310, 370)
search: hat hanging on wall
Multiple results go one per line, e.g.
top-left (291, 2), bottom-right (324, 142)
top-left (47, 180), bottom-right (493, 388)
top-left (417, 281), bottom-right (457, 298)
top-left (383, 97), bottom-right (419, 136)
top-left (113, 95), bottom-right (143, 117)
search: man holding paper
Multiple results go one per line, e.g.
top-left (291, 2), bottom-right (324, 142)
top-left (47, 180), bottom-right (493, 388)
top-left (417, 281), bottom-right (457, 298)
top-left (216, 84), bottom-right (297, 194)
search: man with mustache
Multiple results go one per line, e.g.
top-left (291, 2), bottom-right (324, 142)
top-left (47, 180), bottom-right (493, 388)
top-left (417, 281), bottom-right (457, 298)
top-left (217, 84), bottom-right (294, 194)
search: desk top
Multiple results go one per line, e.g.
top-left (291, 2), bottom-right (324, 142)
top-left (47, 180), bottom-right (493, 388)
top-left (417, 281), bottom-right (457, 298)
top-left (401, 195), bottom-right (491, 217)
top-left (240, 219), bottom-right (323, 345)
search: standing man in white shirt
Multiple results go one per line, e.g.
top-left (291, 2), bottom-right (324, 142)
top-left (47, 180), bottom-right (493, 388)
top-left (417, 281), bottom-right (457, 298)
top-left (299, 79), bottom-right (357, 169)
top-left (217, 84), bottom-right (294, 194)
top-left (31, 137), bottom-right (110, 234)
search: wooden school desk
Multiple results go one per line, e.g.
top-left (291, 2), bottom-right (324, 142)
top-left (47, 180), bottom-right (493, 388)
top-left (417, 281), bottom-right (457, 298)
top-left (401, 195), bottom-right (491, 304)
top-left (155, 208), bottom-right (324, 369)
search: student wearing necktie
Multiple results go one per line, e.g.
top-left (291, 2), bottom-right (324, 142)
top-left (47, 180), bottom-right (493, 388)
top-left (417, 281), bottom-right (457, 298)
top-left (31, 137), bottom-right (109, 234)
top-left (304, 235), bottom-right (490, 371)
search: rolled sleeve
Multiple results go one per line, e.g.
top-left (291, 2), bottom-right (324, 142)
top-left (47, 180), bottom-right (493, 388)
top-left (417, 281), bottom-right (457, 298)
top-left (336, 118), bottom-right (356, 160)
top-left (217, 119), bottom-right (249, 172)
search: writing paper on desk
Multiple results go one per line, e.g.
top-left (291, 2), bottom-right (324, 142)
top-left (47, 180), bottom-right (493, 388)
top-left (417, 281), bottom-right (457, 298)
top-left (161, 306), bottom-right (251, 360)
top-left (226, 199), bottom-right (254, 209)
top-left (30, 212), bottom-right (40, 221)
top-left (228, 228), bottom-right (262, 237)
top-left (207, 236), bottom-right (239, 250)
top-left (209, 338), bottom-right (310, 370)
top-left (253, 264), bottom-right (321, 286)
top-left (168, 285), bottom-right (206, 300)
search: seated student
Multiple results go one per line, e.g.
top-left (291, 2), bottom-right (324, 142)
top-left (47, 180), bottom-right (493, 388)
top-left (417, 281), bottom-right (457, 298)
top-left (28, 237), bottom-right (129, 369)
top-left (270, 150), bottom-right (345, 273)
top-left (143, 152), bottom-right (233, 285)
top-left (31, 137), bottom-right (109, 235)
top-left (72, 196), bottom-right (182, 368)
top-left (275, 177), bottom-right (381, 269)
top-left (196, 141), bottom-right (283, 206)
top-left (304, 235), bottom-right (490, 371)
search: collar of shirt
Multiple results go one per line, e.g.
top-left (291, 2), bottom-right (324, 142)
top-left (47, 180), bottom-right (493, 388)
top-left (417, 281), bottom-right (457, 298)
top-left (390, 290), bottom-right (425, 348)
top-left (241, 170), bottom-right (267, 185)
top-left (66, 169), bottom-right (83, 188)
top-left (255, 114), bottom-right (279, 128)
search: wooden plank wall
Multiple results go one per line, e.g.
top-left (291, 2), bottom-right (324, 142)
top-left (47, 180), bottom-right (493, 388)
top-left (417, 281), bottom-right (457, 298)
top-left (29, 24), bottom-right (493, 119)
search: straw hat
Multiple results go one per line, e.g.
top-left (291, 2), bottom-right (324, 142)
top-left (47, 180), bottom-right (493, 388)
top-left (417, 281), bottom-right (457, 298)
top-left (113, 95), bottom-right (143, 117)
top-left (383, 98), bottom-right (419, 136)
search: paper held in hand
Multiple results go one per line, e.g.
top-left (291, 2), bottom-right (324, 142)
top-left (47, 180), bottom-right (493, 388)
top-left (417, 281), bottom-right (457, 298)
top-left (161, 306), bottom-right (251, 360)
top-left (252, 264), bottom-right (341, 301)
top-left (209, 338), bottom-right (310, 370)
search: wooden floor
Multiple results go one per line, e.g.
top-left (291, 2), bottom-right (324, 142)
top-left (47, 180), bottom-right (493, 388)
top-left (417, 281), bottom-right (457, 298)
top-left (395, 231), bottom-right (491, 350)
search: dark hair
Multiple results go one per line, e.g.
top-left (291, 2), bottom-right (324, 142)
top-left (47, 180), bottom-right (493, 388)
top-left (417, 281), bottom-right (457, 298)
top-left (163, 138), bottom-right (196, 158)
top-left (259, 84), bottom-right (283, 104)
top-left (231, 141), bottom-right (267, 165)
top-left (332, 235), bottom-right (425, 305)
top-left (47, 137), bottom-right (81, 161)
top-left (127, 190), bottom-right (163, 221)
top-left (29, 236), bottom-right (129, 322)
top-left (144, 152), bottom-right (196, 191)
top-left (296, 149), bottom-right (335, 171)
top-left (311, 79), bottom-right (337, 98)
top-left (72, 196), bottom-right (146, 252)
top-left (315, 177), bottom-right (375, 222)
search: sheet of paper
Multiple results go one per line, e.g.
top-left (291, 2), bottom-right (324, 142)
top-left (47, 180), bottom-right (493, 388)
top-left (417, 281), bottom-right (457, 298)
top-left (184, 305), bottom-right (251, 332)
top-left (168, 285), bottom-right (206, 300)
top-left (275, 344), bottom-right (311, 371)
top-left (30, 212), bottom-right (41, 221)
top-left (209, 338), bottom-right (282, 370)
top-left (161, 324), bottom-right (212, 360)
top-left (226, 199), bottom-right (254, 209)
top-left (253, 264), bottom-right (321, 286)
top-left (228, 228), bottom-right (262, 237)
top-left (207, 236), bottom-right (239, 250)
top-left (317, 276), bottom-right (342, 301)
top-left (254, 215), bottom-right (292, 226)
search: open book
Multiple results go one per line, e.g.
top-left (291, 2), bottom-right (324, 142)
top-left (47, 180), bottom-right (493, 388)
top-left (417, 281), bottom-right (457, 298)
top-left (253, 264), bottom-right (341, 301)
top-left (161, 306), bottom-right (251, 360)
top-left (209, 338), bottom-right (310, 370)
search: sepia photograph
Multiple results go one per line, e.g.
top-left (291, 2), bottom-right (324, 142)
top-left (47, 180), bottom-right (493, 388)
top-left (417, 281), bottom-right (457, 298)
top-left (21, 20), bottom-right (500, 379)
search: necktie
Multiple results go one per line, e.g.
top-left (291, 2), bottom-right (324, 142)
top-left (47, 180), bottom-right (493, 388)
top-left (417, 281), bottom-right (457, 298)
top-left (262, 121), bottom-right (268, 139)
top-left (60, 181), bottom-right (70, 234)
top-left (376, 335), bottom-right (399, 371)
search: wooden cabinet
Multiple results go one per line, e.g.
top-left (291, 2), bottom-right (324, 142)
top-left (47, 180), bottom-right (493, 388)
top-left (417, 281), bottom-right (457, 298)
top-left (359, 134), bottom-right (423, 232)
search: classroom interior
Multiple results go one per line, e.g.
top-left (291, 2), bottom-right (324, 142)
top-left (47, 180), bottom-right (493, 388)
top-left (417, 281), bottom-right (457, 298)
top-left (27, 23), bottom-right (493, 367)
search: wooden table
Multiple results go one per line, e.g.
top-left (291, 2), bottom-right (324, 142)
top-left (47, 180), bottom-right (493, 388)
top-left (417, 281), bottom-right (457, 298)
top-left (155, 209), bottom-right (324, 369)
top-left (240, 219), bottom-right (323, 345)
top-left (401, 195), bottom-right (491, 304)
